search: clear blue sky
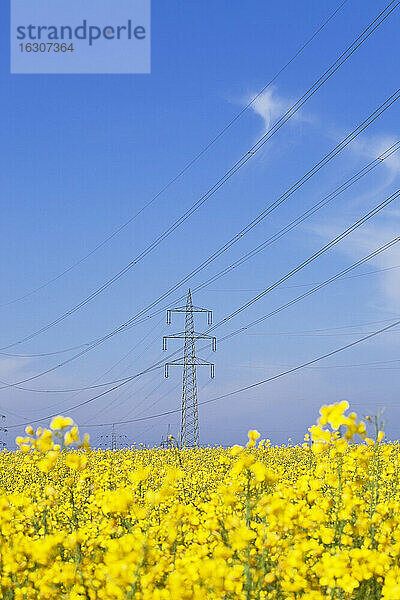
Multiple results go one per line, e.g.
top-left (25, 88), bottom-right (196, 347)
top-left (0, 0), bottom-right (399, 447)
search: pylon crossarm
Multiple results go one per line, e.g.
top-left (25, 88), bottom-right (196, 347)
top-left (163, 332), bottom-right (216, 351)
top-left (192, 357), bottom-right (215, 377)
top-left (167, 307), bottom-right (213, 325)
top-left (165, 358), bottom-right (215, 379)
top-left (168, 306), bottom-right (210, 313)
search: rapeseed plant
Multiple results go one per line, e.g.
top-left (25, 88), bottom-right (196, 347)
top-left (0, 402), bottom-right (397, 598)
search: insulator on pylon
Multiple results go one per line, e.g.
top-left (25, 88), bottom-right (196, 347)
top-left (208, 311), bottom-right (213, 325)
top-left (210, 364), bottom-right (215, 379)
top-left (212, 337), bottom-right (217, 352)
top-left (167, 310), bottom-right (172, 325)
top-left (163, 337), bottom-right (167, 351)
top-left (164, 364), bottom-right (169, 378)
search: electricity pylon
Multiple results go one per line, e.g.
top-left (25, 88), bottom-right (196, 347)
top-left (99, 423), bottom-right (128, 450)
top-left (0, 415), bottom-right (7, 449)
top-left (163, 289), bottom-right (216, 448)
top-left (160, 424), bottom-right (172, 449)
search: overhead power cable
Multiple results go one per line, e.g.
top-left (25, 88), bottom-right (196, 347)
top-left (4, 237), bottom-right (398, 422)
top-left (2, 23), bottom-right (399, 396)
top-left (1, 200), bottom-right (397, 396)
top-left (1, 0), bottom-right (349, 310)
top-left (77, 318), bottom-right (400, 429)
top-left (208, 262), bottom-right (400, 292)
top-left (4, 137), bottom-right (399, 362)
top-left (0, 321), bottom-right (165, 397)
top-left (2, 0), bottom-right (397, 351)
top-left (235, 358), bottom-right (400, 369)
top-left (3, 239), bottom-right (394, 399)
top-left (218, 238), bottom-right (400, 344)
top-left (14, 87), bottom-right (397, 371)
top-left (79, 126), bottom-right (400, 346)
top-left (175, 140), bottom-right (400, 302)
top-left (207, 193), bottom-right (400, 333)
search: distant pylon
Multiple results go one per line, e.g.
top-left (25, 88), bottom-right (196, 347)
top-left (163, 290), bottom-right (216, 447)
top-left (111, 424), bottom-right (117, 451)
top-left (0, 415), bottom-right (7, 449)
top-left (160, 424), bottom-right (172, 448)
top-left (99, 423), bottom-right (128, 450)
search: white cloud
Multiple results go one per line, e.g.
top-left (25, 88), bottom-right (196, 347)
top-left (308, 220), bottom-right (400, 312)
top-left (248, 86), bottom-right (308, 132)
top-left (250, 88), bottom-right (290, 131)
top-left (304, 129), bottom-right (400, 312)
top-left (0, 357), bottom-right (31, 380)
top-left (348, 134), bottom-right (400, 189)
top-left (243, 86), bottom-right (400, 311)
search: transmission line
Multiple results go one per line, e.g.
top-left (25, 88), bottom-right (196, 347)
top-left (207, 192), bottom-right (400, 333)
top-left (1, 83), bottom-right (398, 386)
top-left (76, 317), bottom-right (400, 429)
top-left (3, 136), bottom-right (398, 362)
top-left (236, 358), bottom-right (400, 370)
top-left (6, 84), bottom-right (395, 377)
top-left (217, 237), bottom-right (400, 344)
top-left (81, 121), bottom-right (400, 346)
top-left (0, 200), bottom-right (397, 397)
top-left (209, 262), bottom-right (400, 292)
top-left (1, 12), bottom-right (399, 398)
top-left (1, 0), bottom-right (396, 352)
top-left (4, 236), bottom-right (398, 427)
top-left (8, 320), bottom-right (165, 403)
top-left (174, 140), bottom-right (400, 302)
top-left (1, 0), bottom-right (349, 310)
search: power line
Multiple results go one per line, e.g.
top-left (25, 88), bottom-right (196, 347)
top-left (4, 238), bottom-right (398, 427)
top-left (245, 331), bottom-right (400, 337)
top-left (2, 1), bottom-right (396, 352)
top-left (93, 125), bottom-right (400, 346)
top-left (55, 91), bottom-right (400, 347)
top-left (6, 83), bottom-right (395, 380)
top-left (1, 0), bottom-right (350, 310)
top-left (78, 317), bottom-right (400, 429)
top-left (89, 370), bottom-right (163, 422)
top-left (208, 262), bottom-right (400, 292)
top-left (3, 1), bottom-right (400, 400)
top-left (218, 238), bottom-right (400, 343)
top-left (1, 225), bottom-right (397, 398)
top-left (7, 320), bottom-right (166, 405)
top-left (179, 140), bottom-right (400, 300)
top-left (234, 358), bottom-right (400, 369)
top-left (3, 136), bottom-right (398, 362)
top-left (5, 364), bottom-right (165, 430)
top-left (0, 343), bottom-right (92, 359)
top-left (243, 317), bottom-right (400, 336)
top-left (207, 194), bottom-right (400, 333)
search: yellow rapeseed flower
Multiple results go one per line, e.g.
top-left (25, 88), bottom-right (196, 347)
top-left (50, 416), bottom-right (74, 430)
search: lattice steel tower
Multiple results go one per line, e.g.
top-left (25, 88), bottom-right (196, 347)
top-left (163, 290), bottom-right (216, 447)
top-left (0, 415), bottom-right (7, 449)
top-left (99, 423), bottom-right (128, 451)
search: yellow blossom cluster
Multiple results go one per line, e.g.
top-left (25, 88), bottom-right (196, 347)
top-left (0, 403), bottom-right (397, 598)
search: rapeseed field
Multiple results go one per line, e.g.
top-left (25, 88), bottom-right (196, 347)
top-left (0, 402), bottom-right (398, 599)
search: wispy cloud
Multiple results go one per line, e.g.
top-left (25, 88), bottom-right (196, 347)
top-left (243, 85), bottom-right (400, 312)
top-left (247, 86), bottom-right (309, 133)
top-left (350, 134), bottom-right (400, 180)
top-left (0, 357), bottom-right (31, 380)
top-left (308, 220), bottom-right (400, 312)
top-left (306, 129), bottom-right (400, 312)
top-left (342, 134), bottom-right (400, 208)
top-left (250, 88), bottom-right (292, 131)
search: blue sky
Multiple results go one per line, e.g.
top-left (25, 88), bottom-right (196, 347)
top-left (0, 0), bottom-right (399, 447)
